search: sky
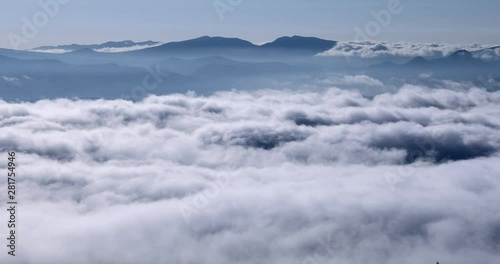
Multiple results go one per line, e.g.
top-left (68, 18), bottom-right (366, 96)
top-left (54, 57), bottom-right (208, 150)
top-left (0, 0), bottom-right (499, 49)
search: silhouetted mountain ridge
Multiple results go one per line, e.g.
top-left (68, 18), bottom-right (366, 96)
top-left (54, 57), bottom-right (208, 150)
top-left (261, 36), bottom-right (336, 51)
top-left (154, 36), bottom-right (256, 50)
top-left (130, 36), bottom-right (337, 58)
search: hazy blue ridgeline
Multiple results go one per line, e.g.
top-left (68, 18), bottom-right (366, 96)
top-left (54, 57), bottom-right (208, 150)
top-left (0, 36), bottom-right (499, 101)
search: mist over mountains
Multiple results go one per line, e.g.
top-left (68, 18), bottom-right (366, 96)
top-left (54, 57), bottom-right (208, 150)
top-left (0, 36), bottom-right (499, 101)
top-left (30, 40), bottom-right (163, 53)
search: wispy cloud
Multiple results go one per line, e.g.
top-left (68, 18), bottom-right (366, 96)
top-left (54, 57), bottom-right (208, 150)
top-left (29, 42), bottom-right (164, 53)
top-left (93, 43), bottom-right (164, 53)
top-left (28, 48), bottom-right (69, 54)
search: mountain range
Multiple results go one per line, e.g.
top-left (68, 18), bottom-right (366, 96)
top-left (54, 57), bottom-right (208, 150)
top-left (0, 36), bottom-right (498, 101)
top-left (27, 36), bottom-right (336, 57)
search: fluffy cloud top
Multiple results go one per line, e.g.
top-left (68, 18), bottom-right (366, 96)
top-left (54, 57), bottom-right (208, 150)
top-left (0, 85), bottom-right (499, 264)
top-left (321, 41), bottom-right (492, 59)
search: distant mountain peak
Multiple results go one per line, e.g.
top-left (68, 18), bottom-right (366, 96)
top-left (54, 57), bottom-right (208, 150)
top-left (405, 56), bottom-right (429, 66)
top-left (449, 49), bottom-right (473, 59)
top-left (158, 36), bottom-right (257, 49)
top-left (263, 36), bottom-right (336, 48)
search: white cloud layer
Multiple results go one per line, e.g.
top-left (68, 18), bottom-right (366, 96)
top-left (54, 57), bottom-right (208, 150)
top-left (29, 43), bottom-right (164, 54)
top-left (0, 85), bottom-right (500, 264)
top-left (321, 41), bottom-right (493, 59)
top-left (93, 43), bottom-right (164, 53)
top-left (28, 48), bottom-right (69, 54)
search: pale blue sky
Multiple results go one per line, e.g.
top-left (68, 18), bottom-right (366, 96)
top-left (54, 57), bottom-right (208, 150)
top-left (1, 0), bottom-right (499, 49)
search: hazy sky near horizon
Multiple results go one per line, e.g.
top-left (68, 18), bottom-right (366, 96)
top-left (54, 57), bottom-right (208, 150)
top-left (0, 0), bottom-right (499, 49)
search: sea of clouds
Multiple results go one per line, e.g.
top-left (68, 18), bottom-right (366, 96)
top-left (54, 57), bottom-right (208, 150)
top-left (321, 41), bottom-right (497, 59)
top-left (0, 83), bottom-right (499, 264)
